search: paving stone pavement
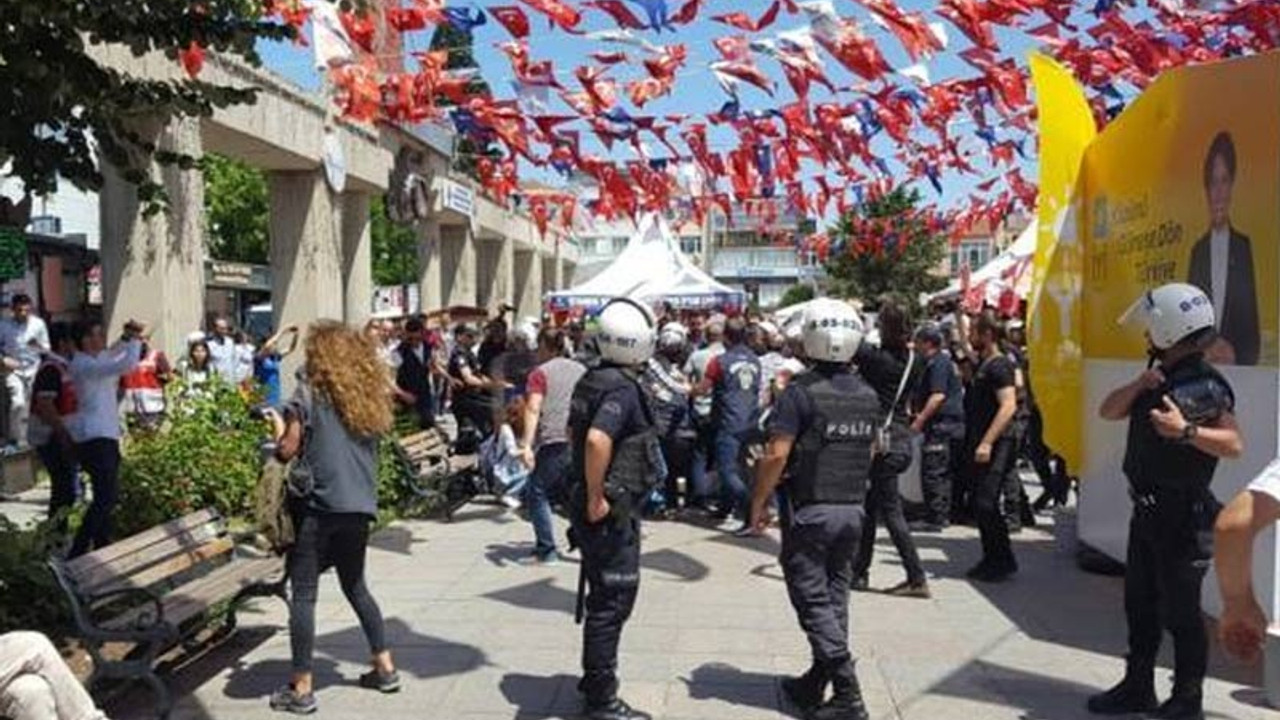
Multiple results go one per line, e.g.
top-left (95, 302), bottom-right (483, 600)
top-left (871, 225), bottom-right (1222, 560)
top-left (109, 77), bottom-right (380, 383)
top-left (4, 485), bottom-right (1272, 720)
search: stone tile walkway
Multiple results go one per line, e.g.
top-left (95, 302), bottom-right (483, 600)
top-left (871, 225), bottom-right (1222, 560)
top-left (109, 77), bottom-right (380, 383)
top-left (3, 486), bottom-right (1272, 719)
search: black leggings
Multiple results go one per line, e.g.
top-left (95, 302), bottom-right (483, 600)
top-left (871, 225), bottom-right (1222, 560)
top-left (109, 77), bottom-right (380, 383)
top-left (288, 511), bottom-right (387, 673)
top-left (70, 438), bottom-right (120, 558)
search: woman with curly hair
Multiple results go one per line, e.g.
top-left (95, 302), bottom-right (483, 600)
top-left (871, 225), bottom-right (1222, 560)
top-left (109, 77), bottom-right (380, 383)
top-left (265, 321), bottom-right (399, 714)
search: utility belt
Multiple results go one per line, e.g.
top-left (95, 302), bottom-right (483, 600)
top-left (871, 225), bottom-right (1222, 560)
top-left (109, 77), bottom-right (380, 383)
top-left (566, 481), bottom-right (642, 626)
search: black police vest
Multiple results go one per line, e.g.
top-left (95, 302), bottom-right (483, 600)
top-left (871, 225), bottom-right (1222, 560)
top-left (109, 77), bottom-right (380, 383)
top-left (568, 365), bottom-right (662, 500)
top-left (1122, 354), bottom-right (1235, 494)
top-left (785, 371), bottom-right (881, 507)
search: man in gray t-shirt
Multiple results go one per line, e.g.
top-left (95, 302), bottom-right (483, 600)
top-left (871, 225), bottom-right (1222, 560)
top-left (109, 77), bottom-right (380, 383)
top-left (517, 329), bottom-right (587, 563)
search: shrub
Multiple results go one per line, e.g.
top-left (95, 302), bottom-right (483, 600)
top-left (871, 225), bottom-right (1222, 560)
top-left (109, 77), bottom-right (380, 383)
top-left (0, 516), bottom-right (70, 636)
top-left (115, 379), bottom-right (267, 537)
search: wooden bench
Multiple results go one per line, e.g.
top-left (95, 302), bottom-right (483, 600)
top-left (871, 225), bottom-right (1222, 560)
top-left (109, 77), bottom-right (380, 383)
top-left (393, 428), bottom-right (482, 521)
top-left (48, 509), bottom-right (286, 719)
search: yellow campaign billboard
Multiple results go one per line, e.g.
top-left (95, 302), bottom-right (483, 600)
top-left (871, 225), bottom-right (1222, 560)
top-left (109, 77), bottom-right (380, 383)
top-left (1082, 52), bottom-right (1280, 366)
top-left (1028, 53), bottom-right (1096, 472)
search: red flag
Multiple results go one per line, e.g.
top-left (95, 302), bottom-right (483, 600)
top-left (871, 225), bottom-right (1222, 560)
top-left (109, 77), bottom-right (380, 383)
top-left (937, 0), bottom-right (998, 52)
top-left (712, 1), bottom-right (781, 31)
top-left (856, 0), bottom-right (944, 60)
top-left (517, 0), bottom-right (583, 32)
top-left (583, 0), bottom-right (648, 29)
top-left (488, 6), bottom-right (531, 38)
top-left (670, 0), bottom-right (705, 24)
top-left (591, 51), bottom-right (630, 65)
top-left (339, 11), bottom-right (376, 53)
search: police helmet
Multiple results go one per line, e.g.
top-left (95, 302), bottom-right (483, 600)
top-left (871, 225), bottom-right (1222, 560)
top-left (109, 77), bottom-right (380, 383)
top-left (800, 298), bottom-right (865, 363)
top-left (1119, 283), bottom-right (1216, 350)
top-left (658, 322), bottom-right (688, 350)
top-left (595, 298), bottom-right (657, 367)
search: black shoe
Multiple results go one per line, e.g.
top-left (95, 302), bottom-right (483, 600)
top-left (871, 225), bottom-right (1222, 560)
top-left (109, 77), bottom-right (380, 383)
top-left (850, 575), bottom-right (871, 592)
top-left (585, 698), bottom-right (652, 720)
top-left (809, 661), bottom-right (869, 720)
top-left (781, 664), bottom-right (829, 711)
top-left (1086, 674), bottom-right (1158, 715)
top-left (968, 563), bottom-right (1017, 583)
top-left (270, 685), bottom-right (318, 715)
top-left (1149, 693), bottom-right (1204, 720)
top-left (358, 669), bottom-right (402, 694)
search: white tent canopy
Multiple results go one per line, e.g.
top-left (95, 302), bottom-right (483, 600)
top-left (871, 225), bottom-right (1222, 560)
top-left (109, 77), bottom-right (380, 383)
top-left (547, 213), bottom-right (745, 311)
top-left (931, 220), bottom-right (1038, 304)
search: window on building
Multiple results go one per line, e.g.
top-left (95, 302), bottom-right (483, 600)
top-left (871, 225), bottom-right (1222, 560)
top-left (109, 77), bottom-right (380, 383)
top-left (680, 236), bottom-right (702, 255)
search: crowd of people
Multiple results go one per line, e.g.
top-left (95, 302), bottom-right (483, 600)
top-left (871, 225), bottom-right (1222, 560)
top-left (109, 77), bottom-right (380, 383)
top-left (6, 282), bottom-right (1280, 720)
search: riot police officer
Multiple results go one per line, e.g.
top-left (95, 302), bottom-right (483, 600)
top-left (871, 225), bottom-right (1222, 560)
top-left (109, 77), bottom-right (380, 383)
top-left (1090, 283), bottom-right (1243, 720)
top-left (749, 298), bottom-right (881, 720)
top-left (566, 298), bottom-right (662, 720)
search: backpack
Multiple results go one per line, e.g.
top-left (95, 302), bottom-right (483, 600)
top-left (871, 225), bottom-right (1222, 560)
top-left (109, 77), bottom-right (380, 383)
top-left (254, 384), bottom-right (315, 554)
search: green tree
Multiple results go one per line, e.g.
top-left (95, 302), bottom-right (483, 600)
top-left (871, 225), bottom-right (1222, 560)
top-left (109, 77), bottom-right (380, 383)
top-left (778, 284), bottom-right (815, 309)
top-left (371, 196), bottom-right (417, 286)
top-left (203, 153), bottom-right (268, 264)
top-left (428, 22), bottom-right (498, 179)
top-left (824, 187), bottom-right (948, 312)
top-left (0, 0), bottom-right (296, 212)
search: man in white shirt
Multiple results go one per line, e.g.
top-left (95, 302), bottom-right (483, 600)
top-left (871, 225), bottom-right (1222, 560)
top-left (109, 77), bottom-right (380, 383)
top-left (207, 316), bottom-right (239, 381)
top-left (67, 320), bottom-right (144, 557)
top-left (1, 294), bottom-right (50, 448)
top-left (1215, 460), bottom-right (1280, 664)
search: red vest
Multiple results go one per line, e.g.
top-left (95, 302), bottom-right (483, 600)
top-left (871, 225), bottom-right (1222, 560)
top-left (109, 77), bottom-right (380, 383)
top-left (39, 356), bottom-right (77, 416)
top-left (120, 349), bottom-right (167, 414)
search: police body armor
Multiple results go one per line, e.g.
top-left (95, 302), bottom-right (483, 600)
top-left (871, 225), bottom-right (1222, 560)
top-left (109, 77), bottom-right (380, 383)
top-left (567, 365), bottom-right (664, 515)
top-left (785, 371), bottom-right (881, 508)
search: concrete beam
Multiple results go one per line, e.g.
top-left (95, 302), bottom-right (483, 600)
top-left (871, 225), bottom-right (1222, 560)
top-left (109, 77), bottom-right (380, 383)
top-left (269, 170), bottom-right (343, 386)
top-left (341, 192), bottom-right (372, 327)
top-left (418, 219), bottom-right (443, 312)
top-left (513, 248), bottom-right (541, 321)
top-left (99, 118), bottom-right (205, 356)
top-left (440, 224), bottom-right (477, 307)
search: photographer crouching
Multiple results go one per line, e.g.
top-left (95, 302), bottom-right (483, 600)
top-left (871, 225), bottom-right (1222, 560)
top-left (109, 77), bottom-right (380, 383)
top-left (263, 321), bottom-right (400, 715)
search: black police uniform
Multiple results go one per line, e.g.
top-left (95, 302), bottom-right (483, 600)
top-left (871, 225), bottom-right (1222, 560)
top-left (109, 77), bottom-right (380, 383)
top-left (1091, 352), bottom-right (1233, 718)
top-left (965, 352), bottom-right (1019, 577)
top-left (914, 350), bottom-right (966, 528)
top-left (567, 363), bottom-right (661, 719)
top-left (770, 363), bottom-right (881, 720)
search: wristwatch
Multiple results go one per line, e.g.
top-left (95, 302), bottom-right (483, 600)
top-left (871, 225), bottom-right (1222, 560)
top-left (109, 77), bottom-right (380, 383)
top-left (1180, 423), bottom-right (1199, 444)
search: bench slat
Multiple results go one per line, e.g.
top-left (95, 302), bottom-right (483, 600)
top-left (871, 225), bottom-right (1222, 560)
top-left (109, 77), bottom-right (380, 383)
top-left (88, 537), bottom-right (236, 599)
top-left (66, 510), bottom-right (221, 579)
top-left (102, 557), bottom-right (284, 632)
top-left (73, 523), bottom-right (224, 594)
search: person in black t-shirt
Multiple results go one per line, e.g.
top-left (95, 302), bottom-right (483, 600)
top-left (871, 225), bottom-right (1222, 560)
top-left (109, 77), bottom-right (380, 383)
top-left (449, 324), bottom-right (505, 441)
top-left (963, 312), bottom-right (1019, 582)
top-left (31, 324), bottom-right (78, 532)
top-left (910, 324), bottom-right (966, 530)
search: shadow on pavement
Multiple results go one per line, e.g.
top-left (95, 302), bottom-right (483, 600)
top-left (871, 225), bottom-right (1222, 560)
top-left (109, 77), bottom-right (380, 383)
top-left (368, 524), bottom-right (424, 555)
top-left (640, 547), bottom-right (711, 582)
top-left (498, 672), bottom-right (581, 716)
top-left (681, 663), bottom-right (791, 716)
top-left (911, 528), bottom-right (1258, 687)
top-left (315, 618), bottom-right (487, 680)
top-left (484, 577), bottom-right (576, 616)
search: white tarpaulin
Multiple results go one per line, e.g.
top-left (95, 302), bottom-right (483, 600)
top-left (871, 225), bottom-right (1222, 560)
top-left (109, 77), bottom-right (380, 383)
top-left (932, 220), bottom-right (1038, 304)
top-left (547, 213), bottom-right (745, 311)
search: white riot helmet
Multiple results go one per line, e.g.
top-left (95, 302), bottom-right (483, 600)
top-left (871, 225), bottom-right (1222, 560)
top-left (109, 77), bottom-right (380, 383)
top-left (800, 298), bottom-right (865, 363)
top-left (595, 298), bottom-right (657, 366)
top-left (658, 322), bottom-right (688, 350)
top-left (511, 319), bottom-right (539, 350)
top-left (1119, 283), bottom-right (1216, 350)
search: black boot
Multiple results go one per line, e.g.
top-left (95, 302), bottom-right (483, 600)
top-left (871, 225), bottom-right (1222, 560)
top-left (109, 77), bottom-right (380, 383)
top-left (1086, 662), bottom-right (1158, 715)
top-left (808, 660), bottom-right (869, 720)
top-left (781, 663), bottom-right (829, 711)
top-left (1151, 679), bottom-right (1204, 720)
top-left (584, 698), bottom-right (652, 720)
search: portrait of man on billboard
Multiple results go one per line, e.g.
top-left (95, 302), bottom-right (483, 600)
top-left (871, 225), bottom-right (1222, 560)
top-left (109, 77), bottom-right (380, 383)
top-left (1187, 131), bottom-right (1259, 366)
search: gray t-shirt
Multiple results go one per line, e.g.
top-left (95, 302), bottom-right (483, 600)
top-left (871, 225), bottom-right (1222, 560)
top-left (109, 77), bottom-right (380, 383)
top-left (286, 382), bottom-right (380, 518)
top-left (527, 357), bottom-right (586, 449)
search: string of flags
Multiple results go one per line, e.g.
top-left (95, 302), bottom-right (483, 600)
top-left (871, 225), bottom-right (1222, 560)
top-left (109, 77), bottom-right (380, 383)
top-left (171, 0), bottom-right (1280, 257)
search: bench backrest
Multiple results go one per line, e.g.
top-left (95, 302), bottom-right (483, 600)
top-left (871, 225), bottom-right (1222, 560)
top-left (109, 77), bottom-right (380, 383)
top-left (60, 509), bottom-right (234, 600)
top-left (398, 429), bottom-right (450, 465)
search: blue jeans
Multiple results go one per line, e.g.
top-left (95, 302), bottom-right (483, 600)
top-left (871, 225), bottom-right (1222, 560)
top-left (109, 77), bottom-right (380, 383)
top-left (688, 425), bottom-right (714, 507)
top-left (716, 431), bottom-right (748, 521)
top-left (529, 443), bottom-right (568, 557)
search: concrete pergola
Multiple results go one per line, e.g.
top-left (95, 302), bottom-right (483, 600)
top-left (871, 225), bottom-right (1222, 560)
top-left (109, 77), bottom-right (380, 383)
top-left (91, 47), bottom-right (578, 379)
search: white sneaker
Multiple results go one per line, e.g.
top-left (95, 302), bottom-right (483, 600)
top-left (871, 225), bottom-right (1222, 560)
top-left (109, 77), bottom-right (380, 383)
top-left (501, 495), bottom-right (522, 510)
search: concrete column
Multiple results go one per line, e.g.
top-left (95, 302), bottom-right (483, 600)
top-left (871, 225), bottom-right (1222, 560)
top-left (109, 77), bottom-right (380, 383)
top-left (562, 260), bottom-right (577, 289)
top-left (541, 255), bottom-right (558, 298)
top-left (476, 236), bottom-right (513, 311)
top-left (269, 170), bottom-right (342, 385)
top-left (513, 248), bottom-right (541, 320)
top-left (99, 117), bottom-right (205, 356)
top-left (418, 218), bottom-right (443, 312)
top-left (341, 192), bottom-right (372, 327)
top-left (440, 224), bottom-right (476, 306)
